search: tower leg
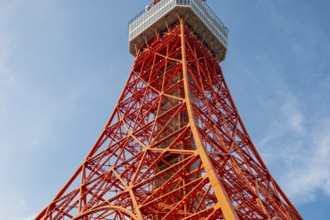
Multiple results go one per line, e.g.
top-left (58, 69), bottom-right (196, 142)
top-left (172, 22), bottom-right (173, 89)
top-left (179, 18), bottom-right (239, 220)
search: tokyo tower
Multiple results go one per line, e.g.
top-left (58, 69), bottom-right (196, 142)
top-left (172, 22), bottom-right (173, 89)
top-left (36, 0), bottom-right (302, 219)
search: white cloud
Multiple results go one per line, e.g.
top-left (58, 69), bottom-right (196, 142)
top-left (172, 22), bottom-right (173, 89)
top-left (283, 119), bottom-right (330, 203)
top-left (258, 88), bottom-right (330, 203)
top-left (281, 97), bottom-right (305, 135)
top-left (249, 3), bottom-right (330, 203)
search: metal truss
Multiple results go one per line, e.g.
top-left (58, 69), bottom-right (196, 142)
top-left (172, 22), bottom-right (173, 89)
top-left (36, 19), bottom-right (302, 220)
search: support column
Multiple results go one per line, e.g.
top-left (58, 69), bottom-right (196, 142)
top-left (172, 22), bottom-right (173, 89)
top-left (179, 18), bottom-right (239, 220)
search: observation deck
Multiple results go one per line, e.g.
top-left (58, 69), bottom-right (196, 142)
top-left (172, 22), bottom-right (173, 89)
top-left (128, 0), bottom-right (229, 62)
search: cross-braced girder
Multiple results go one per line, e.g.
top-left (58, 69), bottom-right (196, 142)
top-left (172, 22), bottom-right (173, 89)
top-left (36, 19), bottom-right (302, 220)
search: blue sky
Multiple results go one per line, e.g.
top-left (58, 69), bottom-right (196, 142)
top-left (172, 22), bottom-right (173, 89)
top-left (0, 0), bottom-right (329, 219)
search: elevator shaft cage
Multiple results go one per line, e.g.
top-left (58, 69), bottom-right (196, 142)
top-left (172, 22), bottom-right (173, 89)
top-left (128, 0), bottom-right (228, 62)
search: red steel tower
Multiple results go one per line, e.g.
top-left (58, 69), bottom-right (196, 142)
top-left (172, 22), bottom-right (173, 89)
top-left (36, 0), bottom-right (302, 219)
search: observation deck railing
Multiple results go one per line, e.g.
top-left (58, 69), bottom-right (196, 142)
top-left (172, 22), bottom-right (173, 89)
top-left (128, 0), bottom-right (229, 61)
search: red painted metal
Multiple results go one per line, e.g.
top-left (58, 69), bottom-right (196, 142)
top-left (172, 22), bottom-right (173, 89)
top-left (36, 20), bottom-right (302, 220)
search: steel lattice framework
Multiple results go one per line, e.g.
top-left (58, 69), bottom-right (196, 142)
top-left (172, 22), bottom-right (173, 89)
top-left (36, 14), bottom-right (302, 220)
